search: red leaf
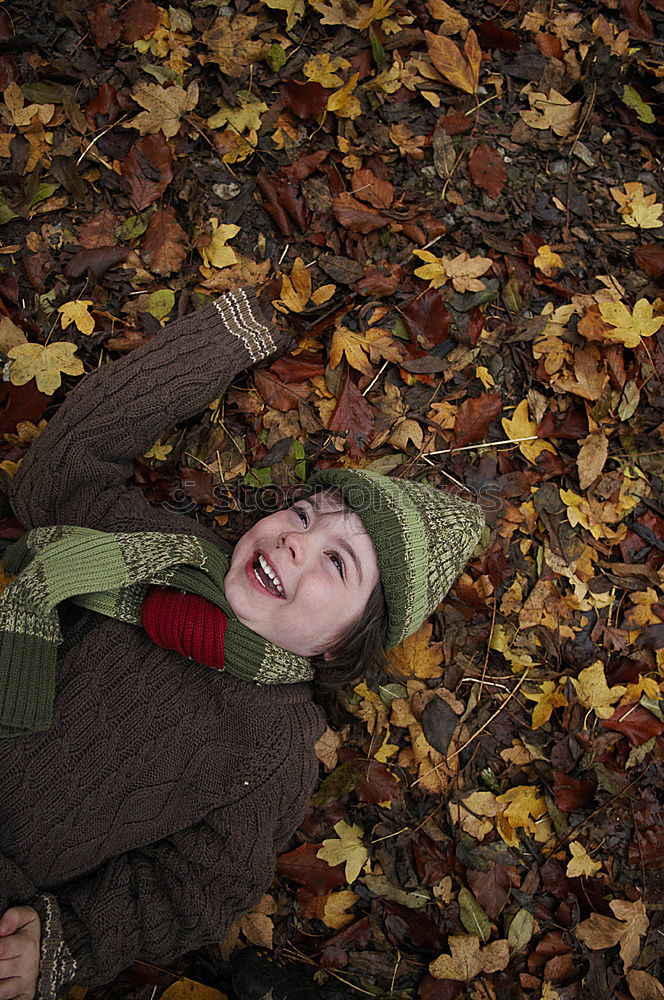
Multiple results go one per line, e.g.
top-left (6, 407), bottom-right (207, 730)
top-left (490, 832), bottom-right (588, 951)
top-left (438, 110), bottom-right (474, 135)
top-left (628, 790), bottom-right (664, 868)
top-left (141, 206), bottom-right (187, 276)
top-left (177, 466), bottom-right (217, 506)
top-left (469, 143), bottom-right (507, 199)
top-left (383, 901), bottom-right (446, 950)
top-left (270, 354), bottom-right (325, 382)
top-left (634, 244), bottom-right (664, 278)
top-left (0, 9), bottom-right (13, 42)
top-left (412, 833), bottom-right (455, 886)
top-left (253, 369), bottom-right (310, 412)
top-left (621, 0), bottom-right (654, 37)
top-left (522, 232), bottom-right (546, 262)
top-left (476, 20), bottom-right (521, 52)
top-left (402, 289), bottom-right (450, 345)
top-left (467, 862), bottom-right (517, 920)
top-left (0, 382), bottom-right (50, 435)
top-left (418, 975), bottom-right (464, 1000)
top-left (64, 246), bottom-right (130, 281)
top-left (603, 703), bottom-right (664, 746)
top-left (355, 262), bottom-right (404, 296)
top-left (119, 0), bottom-right (160, 43)
top-left (351, 168), bottom-right (394, 210)
top-left (78, 208), bottom-right (118, 248)
top-left (277, 841), bottom-right (345, 893)
top-left (87, 3), bottom-right (122, 49)
top-left (332, 192), bottom-right (391, 234)
top-left (537, 405), bottom-right (588, 440)
top-left (281, 150), bottom-right (328, 183)
top-left (453, 393), bottom-right (502, 448)
top-left (85, 82), bottom-right (123, 130)
top-left (553, 771), bottom-right (596, 812)
top-left (328, 373), bottom-right (375, 457)
top-left (534, 31), bottom-right (565, 60)
top-left (279, 79), bottom-right (328, 118)
top-left (121, 133), bottom-right (173, 212)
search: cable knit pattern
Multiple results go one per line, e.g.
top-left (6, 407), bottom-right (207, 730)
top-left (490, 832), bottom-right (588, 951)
top-left (0, 289), bottom-right (326, 990)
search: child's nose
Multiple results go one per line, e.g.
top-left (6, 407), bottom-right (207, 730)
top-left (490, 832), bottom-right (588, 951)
top-left (278, 531), bottom-right (305, 562)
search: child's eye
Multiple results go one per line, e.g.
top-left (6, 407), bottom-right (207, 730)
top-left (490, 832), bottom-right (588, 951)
top-left (328, 552), bottom-right (345, 579)
top-left (293, 506), bottom-right (309, 527)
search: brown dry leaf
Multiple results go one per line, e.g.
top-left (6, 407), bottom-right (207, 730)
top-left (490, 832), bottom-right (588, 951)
top-left (413, 249), bottom-right (492, 292)
top-left (1, 81), bottom-right (54, 129)
top-left (577, 430), bottom-right (609, 490)
top-left (626, 970), bottom-right (664, 1000)
top-left (142, 206), bottom-right (187, 275)
top-left (308, 0), bottom-right (395, 31)
top-left (430, 935), bottom-right (509, 981)
top-left (0, 316), bottom-right (27, 353)
top-left (389, 123), bottom-right (427, 159)
top-left (520, 87), bottom-right (581, 137)
top-left (611, 181), bottom-right (663, 230)
top-left (387, 621), bottom-right (443, 679)
top-left (314, 725), bottom-right (350, 771)
top-left (371, 382), bottom-right (423, 452)
top-left (201, 15), bottom-right (270, 77)
top-left (566, 840), bottom-right (602, 878)
top-left (424, 29), bottom-right (481, 94)
top-left (126, 81), bottom-right (199, 138)
top-left (576, 897), bottom-right (649, 970)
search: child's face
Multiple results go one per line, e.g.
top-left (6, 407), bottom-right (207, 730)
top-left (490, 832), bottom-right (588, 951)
top-left (224, 494), bottom-right (380, 657)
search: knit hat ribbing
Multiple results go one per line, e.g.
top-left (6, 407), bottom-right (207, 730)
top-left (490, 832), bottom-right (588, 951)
top-left (306, 469), bottom-right (485, 647)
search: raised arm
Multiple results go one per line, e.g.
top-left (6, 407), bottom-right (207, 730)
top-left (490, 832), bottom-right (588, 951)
top-left (8, 288), bottom-right (285, 535)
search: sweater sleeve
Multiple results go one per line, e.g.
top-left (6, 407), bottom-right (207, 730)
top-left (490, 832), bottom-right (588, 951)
top-left (30, 803), bottom-right (289, 995)
top-left (8, 288), bottom-right (286, 535)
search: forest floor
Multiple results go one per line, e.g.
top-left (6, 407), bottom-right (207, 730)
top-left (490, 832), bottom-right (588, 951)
top-left (1, 0), bottom-right (664, 998)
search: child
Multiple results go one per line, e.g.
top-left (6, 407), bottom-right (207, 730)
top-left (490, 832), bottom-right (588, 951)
top-left (0, 286), bottom-right (483, 999)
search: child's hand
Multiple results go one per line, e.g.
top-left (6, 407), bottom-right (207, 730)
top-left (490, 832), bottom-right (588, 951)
top-left (0, 906), bottom-right (40, 1000)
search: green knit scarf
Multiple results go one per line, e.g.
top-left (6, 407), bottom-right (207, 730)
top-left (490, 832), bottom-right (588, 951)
top-left (0, 525), bottom-right (313, 739)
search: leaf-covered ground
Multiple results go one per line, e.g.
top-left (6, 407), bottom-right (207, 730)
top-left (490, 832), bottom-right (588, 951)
top-left (1, 0), bottom-right (663, 998)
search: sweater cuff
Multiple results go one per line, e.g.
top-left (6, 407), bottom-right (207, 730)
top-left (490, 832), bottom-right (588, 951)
top-left (211, 287), bottom-right (288, 366)
top-left (32, 894), bottom-right (78, 1000)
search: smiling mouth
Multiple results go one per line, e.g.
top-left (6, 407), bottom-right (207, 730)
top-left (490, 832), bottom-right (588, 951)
top-left (253, 553), bottom-right (285, 598)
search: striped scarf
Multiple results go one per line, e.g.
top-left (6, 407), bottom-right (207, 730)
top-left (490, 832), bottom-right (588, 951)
top-left (0, 525), bottom-right (313, 739)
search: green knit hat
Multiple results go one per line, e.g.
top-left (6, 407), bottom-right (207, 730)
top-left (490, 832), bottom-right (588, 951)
top-left (306, 469), bottom-right (485, 648)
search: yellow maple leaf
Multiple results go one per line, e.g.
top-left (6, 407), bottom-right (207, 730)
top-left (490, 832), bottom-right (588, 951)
top-left (208, 96), bottom-right (268, 133)
top-left (317, 820), bottom-right (368, 883)
top-left (620, 674), bottom-right (661, 706)
top-left (495, 784), bottom-right (548, 847)
top-left (597, 299), bottom-right (664, 349)
top-left (523, 680), bottom-right (568, 729)
top-left (567, 840), bottom-right (602, 878)
top-left (387, 621), bottom-right (443, 679)
top-left (279, 257), bottom-right (312, 312)
top-left (571, 661), bottom-right (626, 720)
top-left (7, 342), bottom-right (84, 395)
top-left (201, 15), bottom-right (270, 78)
top-left (624, 589), bottom-right (661, 628)
top-left (309, 0), bottom-right (394, 30)
top-left (520, 87), bottom-right (580, 137)
top-left (449, 790), bottom-right (500, 841)
top-left (327, 72), bottom-right (361, 119)
top-left (534, 245), bottom-right (564, 276)
top-left (329, 322), bottom-right (382, 376)
top-left (320, 889), bottom-right (359, 930)
top-left (413, 249), bottom-right (492, 292)
top-left (199, 220), bottom-right (239, 270)
top-left (304, 53), bottom-right (349, 88)
top-left (610, 181), bottom-right (663, 229)
top-left (144, 438), bottom-right (173, 462)
top-left (501, 399), bottom-right (557, 464)
top-left (58, 300), bottom-right (95, 337)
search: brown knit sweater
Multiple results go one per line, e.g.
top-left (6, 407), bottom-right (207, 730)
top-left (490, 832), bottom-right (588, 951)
top-left (0, 289), bottom-right (326, 995)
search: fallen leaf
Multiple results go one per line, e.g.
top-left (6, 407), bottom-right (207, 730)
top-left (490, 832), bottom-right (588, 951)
top-left (520, 87), bottom-right (580, 137)
top-left (469, 143), bottom-right (507, 199)
top-left (198, 221), bottom-right (240, 270)
top-left (576, 897), bottom-right (649, 970)
top-left (534, 245), bottom-right (564, 276)
top-left (502, 399), bottom-right (557, 463)
top-left (329, 321), bottom-right (382, 376)
top-left (626, 970), bottom-right (664, 1000)
top-left (121, 132), bottom-right (173, 212)
top-left (317, 820), bottom-right (369, 884)
top-left (387, 621), bottom-right (444, 679)
top-left (261, 0), bottom-right (305, 32)
top-left (413, 249), bottom-right (492, 292)
top-left (126, 81), bottom-right (198, 138)
top-left (571, 661), bottom-right (627, 720)
top-left (596, 299), bottom-right (664, 349)
top-left (523, 680), bottom-right (568, 729)
top-left (201, 15), bottom-right (270, 77)
top-left (7, 342), bottom-right (84, 395)
top-left (429, 935), bottom-right (509, 981)
top-left (58, 300), bottom-right (95, 337)
top-left (495, 785), bottom-right (548, 847)
top-left (327, 372), bottom-right (375, 457)
top-left (424, 29), bottom-right (482, 94)
top-left (611, 181), bottom-right (663, 229)
top-left (577, 430), bottom-right (608, 489)
top-left (566, 840), bottom-right (602, 877)
top-left (453, 392), bottom-right (502, 448)
top-left (141, 206), bottom-right (188, 275)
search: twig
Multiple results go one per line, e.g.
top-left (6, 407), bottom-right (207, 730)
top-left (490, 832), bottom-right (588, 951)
top-left (422, 434), bottom-right (539, 457)
top-left (76, 115), bottom-right (129, 166)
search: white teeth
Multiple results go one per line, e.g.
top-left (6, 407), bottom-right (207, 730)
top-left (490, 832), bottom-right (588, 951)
top-left (257, 554), bottom-right (284, 595)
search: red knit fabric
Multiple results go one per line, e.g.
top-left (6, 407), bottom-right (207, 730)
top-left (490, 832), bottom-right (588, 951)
top-left (140, 586), bottom-right (227, 670)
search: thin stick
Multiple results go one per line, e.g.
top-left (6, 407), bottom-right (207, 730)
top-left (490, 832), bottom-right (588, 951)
top-left (424, 434), bottom-right (539, 457)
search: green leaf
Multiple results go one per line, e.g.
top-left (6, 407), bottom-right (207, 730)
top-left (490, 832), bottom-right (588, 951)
top-left (369, 26), bottom-right (385, 71)
top-left (25, 182), bottom-right (58, 210)
top-left (378, 682), bottom-right (408, 704)
top-left (458, 887), bottom-right (491, 942)
top-left (291, 439), bottom-right (307, 482)
top-left (0, 197), bottom-right (18, 226)
top-left (266, 43), bottom-right (287, 72)
top-left (144, 289), bottom-right (175, 323)
top-left (640, 694), bottom-right (664, 722)
top-left (242, 467), bottom-right (272, 487)
top-left (116, 210), bottom-right (153, 241)
top-left (508, 907), bottom-right (534, 952)
top-left (622, 85), bottom-right (655, 124)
